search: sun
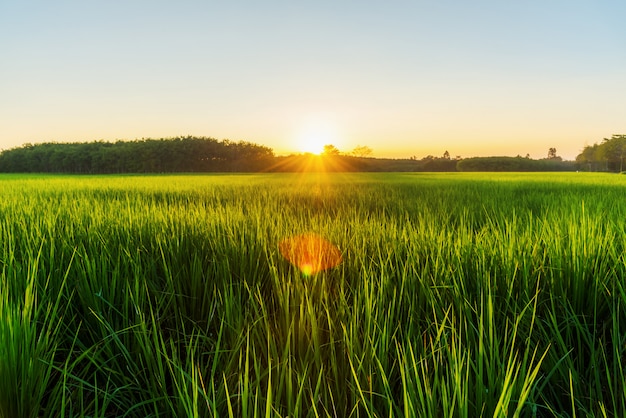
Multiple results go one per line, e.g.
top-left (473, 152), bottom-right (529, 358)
top-left (296, 120), bottom-right (338, 155)
top-left (299, 137), bottom-right (326, 155)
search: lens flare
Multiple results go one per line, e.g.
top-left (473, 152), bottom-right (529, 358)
top-left (279, 233), bottom-right (342, 275)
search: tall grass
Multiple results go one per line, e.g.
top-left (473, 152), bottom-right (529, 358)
top-left (0, 172), bottom-right (624, 417)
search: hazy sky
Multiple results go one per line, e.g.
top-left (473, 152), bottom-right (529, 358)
top-left (2, 1), bottom-right (625, 160)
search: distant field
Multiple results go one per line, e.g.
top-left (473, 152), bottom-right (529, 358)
top-left (0, 172), bottom-right (624, 417)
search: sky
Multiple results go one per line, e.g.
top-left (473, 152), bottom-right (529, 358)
top-left (1, 1), bottom-right (625, 160)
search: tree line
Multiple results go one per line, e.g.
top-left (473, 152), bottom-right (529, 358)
top-left (0, 140), bottom-right (466, 173)
top-left (457, 156), bottom-right (575, 172)
top-left (0, 137), bottom-right (274, 173)
top-left (576, 134), bottom-right (626, 172)
top-left (1, 136), bottom-right (613, 173)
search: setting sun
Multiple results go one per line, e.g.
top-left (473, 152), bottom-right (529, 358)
top-left (299, 137), bottom-right (325, 155)
top-left (296, 119), bottom-right (339, 155)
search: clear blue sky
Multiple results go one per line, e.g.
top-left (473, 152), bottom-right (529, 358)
top-left (1, 1), bottom-right (624, 160)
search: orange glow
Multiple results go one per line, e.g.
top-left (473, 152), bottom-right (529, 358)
top-left (264, 152), bottom-right (360, 173)
top-left (279, 233), bottom-right (342, 275)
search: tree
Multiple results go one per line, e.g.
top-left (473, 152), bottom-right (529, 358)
top-left (351, 145), bottom-right (373, 158)
top-left (548, 148), bottom-right (558, 159)
top-left (442, 150), bottom-right (450, 160)
top-left (576, 135), bottom-right (626, 172)
top-left (602, 134), bottom-right (626, 172)
top-left (322, 144), bottom-right (340, 156)
top-left (576, 144), bottom-right (600, 171)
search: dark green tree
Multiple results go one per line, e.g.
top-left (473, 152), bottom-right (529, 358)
top-left (547, 148), bottom-right (558, 160)
top-left (602, 134), bottom-right (626, 172)
top-left (0, 137), bottom-right (276, 174)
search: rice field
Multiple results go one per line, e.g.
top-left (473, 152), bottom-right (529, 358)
top-left (0, 172), bottom-right (624, 417)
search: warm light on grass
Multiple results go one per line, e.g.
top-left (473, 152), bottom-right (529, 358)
top-left (278, 233), bottom-right (342, 275)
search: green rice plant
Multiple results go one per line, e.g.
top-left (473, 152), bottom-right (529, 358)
top-left (0, 172), bottom-right (625, 416)
top-left (0, 242), bottom-right (73, 417)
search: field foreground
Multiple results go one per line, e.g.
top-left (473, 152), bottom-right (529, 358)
top-left (0, 172), bottom-right (625, 417)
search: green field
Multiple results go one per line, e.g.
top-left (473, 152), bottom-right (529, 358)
top-left (0, 172), bottom-right (625, 417)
